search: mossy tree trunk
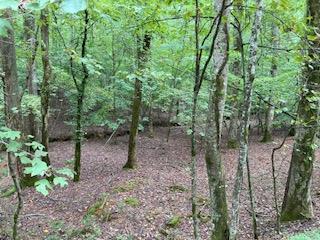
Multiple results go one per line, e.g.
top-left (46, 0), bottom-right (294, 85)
top-left (204, 0), bottom-right (230, 238)
top-left (230, 1), bottom-right (263, 239)
top-left (280, 0), bottom-right (320, 221)
top-left (0, 9), bottom-right (23, 240)
top-left (262, 98), bottom-right (274, 142)
top-left (40, 9), bottom-right (51, 166)
top-left (124, 34), bottom-right (151, 169)
top-left (227, 0), bottom-right (243, 149)
top-left (21, 13), bottom-right (39, 187)
top-left (23, 13), bottom-right (39, 140)
top-left (73, 10), bottom-right (90, 182)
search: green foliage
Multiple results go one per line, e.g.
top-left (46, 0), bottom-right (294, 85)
top-left (289, 229), bottom-right (320, 240)
top-left (0, 0), bottom-right (19, 10)
top-left (113, 179), bottom-right (141, 193)
top-left (60, 0), bottom-right (88, 14)
top-left (116, 235), bottom-right (134, 240)
top-left (0, 127), bottom-right (74, 196)
top-left (21, 94), bottom-right (41, 120)
top-left (46, 218), bottom-right (101, 240)
top-left (0, 19), bottom-right (12, 37)
top-left (166, 215), bottom-right (182, 228)
top-left (123, 197), bottom-right (140, 207)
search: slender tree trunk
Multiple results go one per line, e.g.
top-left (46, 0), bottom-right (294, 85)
top-left (230, 1), bottom-right (263, 239)
top-left (148, 102), bottom-right (154, 138)
top-left (280, 0), bottom-right (320, 221)
top-left (0, 10), bottom-right (23, 240)
top-left (74, 10), bottom-right (90, 182)
top-left (227, 0), bottom-right (243, 149)
top-left (21, 13), bottom-right (39, 187)
top-left (124, 34), bottom-right (151, 169)
top-left (40, 9), bottom-right (51, 166)
top-left (166, 99), bottom-right (174, 142)
top-left (262, 24), bottom-right (278, 142)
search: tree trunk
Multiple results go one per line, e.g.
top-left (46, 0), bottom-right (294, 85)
top-left (204, 0), bottom-right (230, 238)
top-left (262, 99), bottom-right (274, 142)
top-left (20, 13), bottom-right (40, 187)
top-left (73, 10), bottom-right (90, 182)
top-left (262, 24), bottom-right (278, 143)
top-left (40, 9), bottom-right (51, 166)
top-left (124, 34), bottom-right (151, 169)
top-left (280, 0), bottom-right (320, 221)
top-left (227, 0), bottom-right (242, 149)
top-left (205, 86), bottom-right (229, 240)
top-left (230, 1), bottom-right (263, 239)
top-left (213, 0), bottom-right (229, 141)
top-left (0, 10), bottom-right (23, 240)
top-left (23, 13), bottom-right (38, 140)
top-left (148, 103), bottom-right (154, 138)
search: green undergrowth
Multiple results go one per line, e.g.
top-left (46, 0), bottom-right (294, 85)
top-left (288, 229), bottom-right (320, 240)
top-left (112, 178), bottom-right (142, 193)
top-left (0, 185), bottom-right (16, 198)
top-left (45, 219), bottom-right (101, 240)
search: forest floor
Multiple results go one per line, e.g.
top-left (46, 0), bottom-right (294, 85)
top-left (1, 126), bottom-right (320, 240)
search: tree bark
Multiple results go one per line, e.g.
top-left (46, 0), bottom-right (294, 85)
top-left (280, 0), bottom-right (320, 221)
top-left (230, 1), bottom-right (263, 239)
top-left (0, 10), bottom-right (23, 240)
top-left (227, 0), bottom-right (243, 149)
top-left (204, 0), bottom-right (230, 238)
top-left (23, 13), bottom-right (38, 140)
top-left (124, 34), bottom-right (151, 169)
top-left (40, 9), bottom-right (51, 166)
top-left (213, 0), bottom-right (229, 141)
top-left (74, 10), bottom-right (90, 182)
top-left (262, 24), bottom-right (278, 142)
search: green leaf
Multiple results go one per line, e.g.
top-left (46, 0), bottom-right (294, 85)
top-left (53, 177), bottom-right (68, 187)
top-left (35, 179), bottom-right (52, 196)
top-left (0, 0), bottom-right (19, 10)
top-left (6, 141), bottom-right (21, 152)
top-left (25, 0), bottom-right (50, 10)
top-left (60, 0), bottom-right (87, 14)
top-left (24, 159), bottom-right (48, 177)
top-left (56, 168), bottom-right (74, 178)
top-left (0, 18), bottom-right (12, 37)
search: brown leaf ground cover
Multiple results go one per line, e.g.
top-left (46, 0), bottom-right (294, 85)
top-left (1, 126), bottom-right (320, 239)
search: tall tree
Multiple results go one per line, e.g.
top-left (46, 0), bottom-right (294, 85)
top-left (0, 9), bottom-right (23, 240)
top-left (73, 9), bottom-right (90, 182)
top-left (123, 33), bottom-right (151, 169)
top-left (40, 8), bottom-right (51, 166)
top-left (230, 0), bottom-right (263, 239)
top-left (204, 0), bottom-right (230, 238)
top-left (212, 0), bottom-right (229, 140)
top-left (280, 0), bottom-right (320, 221)
top-left (227, 0), bottom-right (243, 149)
top-left (23, 13), bottom-right (38, 139)
top-left (261, 24), bottom-right (278, 142)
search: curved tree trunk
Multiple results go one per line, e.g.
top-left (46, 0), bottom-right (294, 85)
top-left (280, 0), bottom-right (320, 221)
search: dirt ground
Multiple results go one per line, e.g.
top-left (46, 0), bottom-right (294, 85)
top-left (1, 126), bottom-right (320, 240)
